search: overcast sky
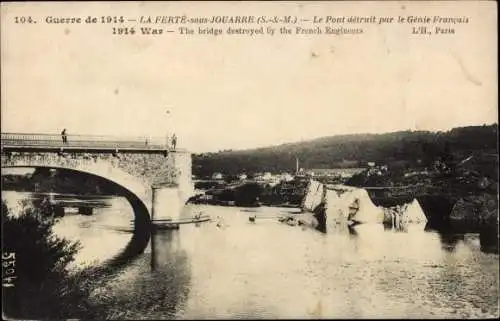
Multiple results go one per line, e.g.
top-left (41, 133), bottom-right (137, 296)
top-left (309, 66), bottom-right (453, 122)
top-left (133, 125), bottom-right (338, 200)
top-left (1, 2), bottom-right (497, 153)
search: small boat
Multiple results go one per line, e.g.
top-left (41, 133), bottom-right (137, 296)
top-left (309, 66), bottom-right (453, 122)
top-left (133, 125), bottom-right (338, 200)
top-left (150, 214), bottom-right (211, 230)
top-left (278, 216), bottom-right (297, 226)
top-left (152, 223), bottom-right (180, 230)
top-left (99, 225), bottom-right (135, 233)
top-left (153, 215), bottom-right (211, 225)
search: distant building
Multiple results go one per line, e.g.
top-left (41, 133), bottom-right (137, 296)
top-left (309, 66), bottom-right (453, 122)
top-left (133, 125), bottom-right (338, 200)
top-left (295, 168), bottom-right (306, 177)
top-left (307, 169), bottom-right (338, 177)
top-left (305, 168), bottom-right (365, 179)
top-left (212, 172), bottom-right (223, 180)
top-left (253, 172), bottom-right (263, 181)
top-left (338, 168), bottom-right (365, 178)
top-left (404, 170), bottom-right (429, 178)
top-left (280, 172), bottom-right (294, 182)
top-left (254, 172), bottom-right (273, 182)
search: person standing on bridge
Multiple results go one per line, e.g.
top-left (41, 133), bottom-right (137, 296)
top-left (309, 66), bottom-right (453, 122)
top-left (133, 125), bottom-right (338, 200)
top-left (171, 133), bottom-right (177, 150)
top-left (61, 129), bottom-right (68, 144)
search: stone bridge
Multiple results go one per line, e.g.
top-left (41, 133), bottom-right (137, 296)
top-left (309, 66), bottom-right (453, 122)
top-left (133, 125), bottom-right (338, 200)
top-left (1, 133), bottom-right (195, 228)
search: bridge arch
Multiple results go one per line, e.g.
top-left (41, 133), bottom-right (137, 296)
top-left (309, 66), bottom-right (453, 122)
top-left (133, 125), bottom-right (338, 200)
top-left (2, 161), bottom-right (153, 230)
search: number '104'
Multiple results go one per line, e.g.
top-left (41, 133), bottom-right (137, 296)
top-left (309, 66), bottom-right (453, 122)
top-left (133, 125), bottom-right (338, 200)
top-left (15, 16), bottom-right (35, 23)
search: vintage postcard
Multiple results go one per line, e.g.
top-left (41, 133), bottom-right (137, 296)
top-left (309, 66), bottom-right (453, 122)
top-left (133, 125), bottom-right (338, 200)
top-left (1, 1), bottom-right (498, 319)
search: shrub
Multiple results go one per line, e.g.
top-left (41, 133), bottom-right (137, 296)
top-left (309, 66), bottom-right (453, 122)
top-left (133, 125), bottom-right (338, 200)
top-left (2, 199), bottom-right (84, 319)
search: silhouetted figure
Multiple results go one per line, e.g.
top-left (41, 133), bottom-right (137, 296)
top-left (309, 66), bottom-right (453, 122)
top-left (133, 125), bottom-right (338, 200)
top-left (61, 129), bottom-right (68, 144)
top-left (171, 133), bottom-right (177, 150)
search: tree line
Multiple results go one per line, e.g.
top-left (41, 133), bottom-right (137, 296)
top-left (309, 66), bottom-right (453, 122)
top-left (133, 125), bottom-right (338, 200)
top-left (193, 124), bottom-right (498, 178)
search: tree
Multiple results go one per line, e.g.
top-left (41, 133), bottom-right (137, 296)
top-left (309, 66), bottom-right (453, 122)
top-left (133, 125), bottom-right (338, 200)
top-left (234, 182), bottom-right (263, 206)
top-left (2, 199), bottom-right (81, 319)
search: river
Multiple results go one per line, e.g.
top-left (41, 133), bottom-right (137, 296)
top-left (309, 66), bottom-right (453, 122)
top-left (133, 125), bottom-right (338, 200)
top-left (2, 191), bottom-right (499, 319)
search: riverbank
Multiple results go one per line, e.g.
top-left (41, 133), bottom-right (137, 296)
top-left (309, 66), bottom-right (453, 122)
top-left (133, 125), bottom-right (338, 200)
top-left (188, 178), bottom-right (309, 207)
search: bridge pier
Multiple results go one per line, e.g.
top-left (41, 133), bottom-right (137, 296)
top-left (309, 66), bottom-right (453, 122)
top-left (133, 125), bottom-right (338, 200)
top-left (151, 186), bottom-right (183, 228)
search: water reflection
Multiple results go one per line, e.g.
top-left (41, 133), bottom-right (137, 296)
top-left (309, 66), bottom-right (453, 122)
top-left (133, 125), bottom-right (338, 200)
top-left (150, 230), bottom-right (189, 272)
top-left (147, 230), bottom-right (192, 318)
top-left (479, 226), bottom-right (499, 254)
top-left (438, 232), bottom-right (466, 252)
top-left (477, 229), bottom-right (497, 255)
top-left (423, 223), bottom-right (499, 255)
top-left (107, 229), bottom-right (150, 268)
top-left (383, 221), bottom-right (427, 233)
top-left (98, 230), bottom-right (192, 319)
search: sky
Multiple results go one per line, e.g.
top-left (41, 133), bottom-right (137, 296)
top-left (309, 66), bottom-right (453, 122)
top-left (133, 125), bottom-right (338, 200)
top-left (1, 1), bottom-right (497, 153)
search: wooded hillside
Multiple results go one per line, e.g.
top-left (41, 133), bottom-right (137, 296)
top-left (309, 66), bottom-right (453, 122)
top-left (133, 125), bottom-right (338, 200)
top-left (193, 124), bottom-right (498, 178)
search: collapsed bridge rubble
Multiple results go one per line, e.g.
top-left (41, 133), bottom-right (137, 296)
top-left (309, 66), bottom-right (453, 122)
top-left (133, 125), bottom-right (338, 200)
top-left (299, 179), bottom-right (428, 231)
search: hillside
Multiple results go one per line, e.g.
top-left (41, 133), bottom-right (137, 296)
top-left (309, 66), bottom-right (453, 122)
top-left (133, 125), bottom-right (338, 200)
top-left (193, 124), bottom-right (498, 178)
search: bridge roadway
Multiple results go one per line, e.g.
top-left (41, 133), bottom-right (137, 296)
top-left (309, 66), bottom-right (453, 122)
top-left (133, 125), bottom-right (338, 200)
top-left (0, 132), bottom-right (184, 153)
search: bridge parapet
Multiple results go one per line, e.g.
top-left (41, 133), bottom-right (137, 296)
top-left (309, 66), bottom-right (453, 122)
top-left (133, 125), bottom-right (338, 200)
top-left (1, 132), bottom-right (168, 150)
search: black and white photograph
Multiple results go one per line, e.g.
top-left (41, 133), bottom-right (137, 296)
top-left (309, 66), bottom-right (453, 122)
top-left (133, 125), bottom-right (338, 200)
top-left (1, 1), bottom-right (498, 319)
